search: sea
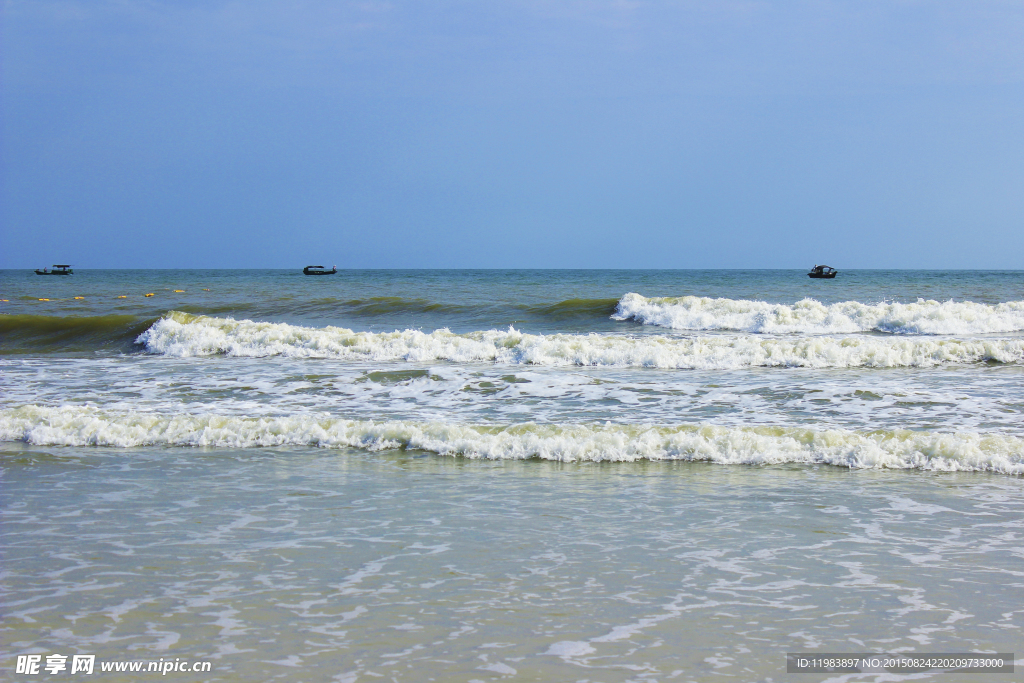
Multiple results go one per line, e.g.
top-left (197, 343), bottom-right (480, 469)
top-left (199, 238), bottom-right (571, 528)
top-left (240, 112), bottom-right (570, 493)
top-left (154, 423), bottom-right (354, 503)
top-left (2, 269), bottom-right (1022, 682)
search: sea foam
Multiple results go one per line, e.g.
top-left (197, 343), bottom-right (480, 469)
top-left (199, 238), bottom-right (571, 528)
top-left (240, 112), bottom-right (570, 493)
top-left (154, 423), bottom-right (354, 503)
top-left (3, 405), bottom-right (1022, 474)
top-left (613, 293), bottom-right (1024, 335)
top-left (134, 312), bottom-right (1024, 368)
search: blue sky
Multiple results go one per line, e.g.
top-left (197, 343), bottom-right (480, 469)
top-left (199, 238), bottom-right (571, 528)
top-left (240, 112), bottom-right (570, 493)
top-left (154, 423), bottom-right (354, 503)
top-left (2, 0), bottom-right (1022, 268)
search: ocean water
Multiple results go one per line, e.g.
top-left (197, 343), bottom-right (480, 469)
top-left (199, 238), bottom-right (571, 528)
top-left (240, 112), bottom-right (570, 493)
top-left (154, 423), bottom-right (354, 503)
top-left (2, 269), bottom-right (1023, 681)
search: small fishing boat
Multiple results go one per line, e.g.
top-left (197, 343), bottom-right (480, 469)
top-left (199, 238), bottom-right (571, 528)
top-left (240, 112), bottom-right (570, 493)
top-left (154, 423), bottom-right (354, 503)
top-left (303, 265), bottom-right (337, 275)
top-left (35, 265), bottom-right (73, 275)
top-left (808, 265), bottom-right (837, 279)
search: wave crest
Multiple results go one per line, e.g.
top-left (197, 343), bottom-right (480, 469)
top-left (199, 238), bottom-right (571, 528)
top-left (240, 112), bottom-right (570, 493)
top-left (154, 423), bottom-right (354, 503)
top-left (3, 405), bottom-right (1021, 473)
top-left (612, 293), bottom-right (1024, 335)
top-left (133, 312), bottom-right (1024, 368)
top-left (0, 314), bottom-right (156, 354)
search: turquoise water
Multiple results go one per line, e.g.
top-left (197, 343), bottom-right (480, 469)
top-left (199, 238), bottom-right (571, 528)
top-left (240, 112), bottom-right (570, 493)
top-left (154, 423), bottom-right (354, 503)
top-left (2, 269), bottom-right (1023, 680)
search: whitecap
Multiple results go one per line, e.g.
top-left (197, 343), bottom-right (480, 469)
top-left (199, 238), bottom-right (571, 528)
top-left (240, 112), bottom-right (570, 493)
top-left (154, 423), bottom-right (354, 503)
top-left (133, 312), bottom-right (1024, 368)
top-left (613, 293), bottom-right (1024, 335)
top-left (3, 405), bottom-right (1022, 475)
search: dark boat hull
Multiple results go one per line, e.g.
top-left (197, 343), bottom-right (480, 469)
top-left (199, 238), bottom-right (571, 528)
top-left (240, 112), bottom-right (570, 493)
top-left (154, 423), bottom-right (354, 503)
top-left (808, 272), bottom-right (836, 279)
top-left (303, 269), bottom-right (337, 275)
top-left (35, 270), bottom-right (73, 275)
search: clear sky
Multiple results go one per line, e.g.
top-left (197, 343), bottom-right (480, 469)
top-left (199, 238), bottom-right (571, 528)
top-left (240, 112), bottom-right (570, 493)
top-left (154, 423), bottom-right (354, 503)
top-left (2, 0), bottom-right (1022, 269)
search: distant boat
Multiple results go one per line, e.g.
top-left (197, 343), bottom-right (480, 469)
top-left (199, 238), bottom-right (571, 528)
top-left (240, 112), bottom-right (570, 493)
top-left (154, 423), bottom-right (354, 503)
top-left (303, 265), bottom-right (337, 275)
top-left (808, 265), bottom-right (837, 279)
top-left (35, 265), bottom-right (73, 275)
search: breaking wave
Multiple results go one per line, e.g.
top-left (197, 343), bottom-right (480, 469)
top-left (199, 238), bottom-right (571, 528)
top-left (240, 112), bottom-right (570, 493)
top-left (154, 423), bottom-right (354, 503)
top-left (613, 293), bottom-right (1024, 335)
top-left (523, 298), bottom-right (620, 320)
top-left (0, 314), bottom-right (156, 354)
top-left (133, 312), bottom-right (1024, 368)
top-left (3, 405), bottom-right (1021, 474)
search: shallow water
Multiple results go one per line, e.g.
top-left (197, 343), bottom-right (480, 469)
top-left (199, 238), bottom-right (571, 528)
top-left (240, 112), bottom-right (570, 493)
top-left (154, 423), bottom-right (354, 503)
top-left (3, 447), bottom-right (1022, 682)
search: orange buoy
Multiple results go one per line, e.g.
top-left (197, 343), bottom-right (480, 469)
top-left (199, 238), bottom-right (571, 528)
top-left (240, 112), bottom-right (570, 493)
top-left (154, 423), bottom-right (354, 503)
top-left (74, 296), bottom-right (85, 300)
top-left (145, 293), bottom-right (155, 297)
top-left (174, 290), bottom-right (184, 293)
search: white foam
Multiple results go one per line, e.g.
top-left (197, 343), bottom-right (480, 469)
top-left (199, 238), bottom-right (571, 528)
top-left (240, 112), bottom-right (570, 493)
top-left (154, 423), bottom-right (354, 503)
top-left (3, 405), bottom-right (1022, 474)
top-left (134, 312), bottom-right (1024, 368)
top-left (613, 293), bottom-right (1024, 335)
top-left (545, 641), bottom-right (596, 658)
